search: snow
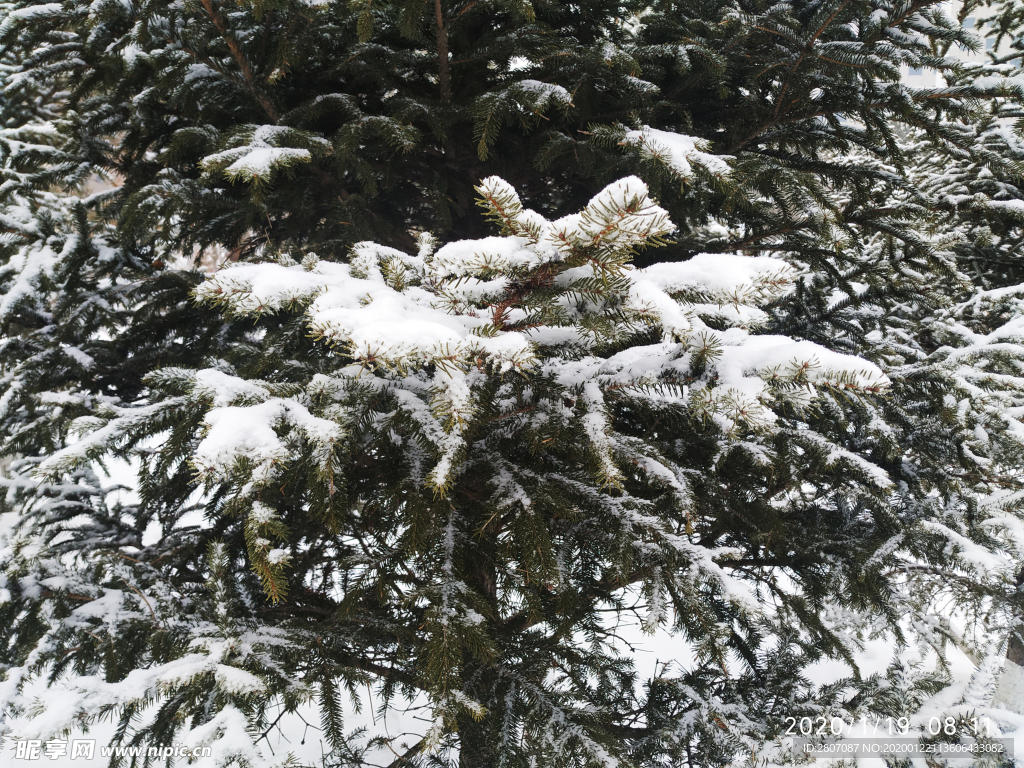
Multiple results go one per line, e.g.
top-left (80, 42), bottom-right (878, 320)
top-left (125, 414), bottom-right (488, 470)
top-left (213, 665), bottom-right (266, 695)
top-left (637, 252), bottom-right (796, 299)
top-left (554, 175), bottom-right (671, 251)
top-left (702, 334), bottom-right (888, 428)
top-left (621, 126), bottom-right (732, 178)
top-left (425, 369), bottom-right (477, 489)
top-left (975, 73), bottom-right (1024, 92)
top-left (624, 272), bottom-right (694, 335)
top-left (249, 501), bottom-right (276, 525)
top-left (194, 368), bottom-right (271, 406)
top-left (224, 147), bottom-right (310, 177)
top-left (920, 520), bottom-right (1013, 577)
top-left (517, 79), bottom-right (571, 106)
top-left (193, 403), bottom-right (286, 478)
top-left (5, 3), bottom-right (62, 20)
top-left (183, 63), bottom-right (216, 82)
top-left (717, 335), bottom-right (888, 392)
top-left (265, 548), bottom-right (290, 565)
top-left (313, 287), bottom-right (469, 364)
top-left (176, 705), bottom-right (266, 768)
top-left (432, 235), bottom-right (536, 276)
top-left (200, 125), bottom-right (320, 181)
top-left (0, 241), bottom-right (59, 321)
top-left (580, 381), bottom-right (620, 484)
top-left (193, 398), bottom-right (340, 484)
top-left (61, 345), bottom-right (95, 369)
top-left (193, 258), bottom-right (341, 313)
top-left (37, 399), bottom-right (187, 477)
top-left (989, 198), bottom-right (1024, 213)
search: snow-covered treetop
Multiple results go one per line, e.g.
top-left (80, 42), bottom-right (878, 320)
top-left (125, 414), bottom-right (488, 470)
top-left (198, 175), bottom-right (885, 414)
top-left (181, 176), bottom-right (889, 501)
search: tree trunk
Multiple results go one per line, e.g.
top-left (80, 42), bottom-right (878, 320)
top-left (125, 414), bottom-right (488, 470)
top-left (993, 630), bottom-right (1024, 714)
top-left (458, 506), bottom-right (502, 768)
top-left (994, 570), bottom-right (1024, 714)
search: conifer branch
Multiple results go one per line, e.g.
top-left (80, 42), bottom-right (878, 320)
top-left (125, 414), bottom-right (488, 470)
top-left (382, 737), bottom-right (425, 767)
top-left (773, 0), bottom-right (854, 121)
top-left (198, 0), bottom-right (280, 122)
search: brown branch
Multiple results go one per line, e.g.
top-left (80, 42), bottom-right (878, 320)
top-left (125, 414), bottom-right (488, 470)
top-left (198, 0), bottom-right (279, 121)
top-left (253, 707), bottom-right (289, 745)
top-left (122, 579), bottom-right (164, 629)
top-left (501, 569), bottom-right (650, 634)
top-left (774, 0), bottom-right (853, 120)
top-left (383, 738), bottom-right (425, 768)
top-left (434, 0), bottom-right (451, 103)
top-left (312, 637), bottom-right (421, 689)
top-left (41, 590), bottom-right (95, 601)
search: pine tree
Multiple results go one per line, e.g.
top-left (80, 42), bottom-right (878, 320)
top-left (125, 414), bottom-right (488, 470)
top-left (893, 0), bottom-right (1024, 717)
top-left (1, 1), bottom-right (1023, 767)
